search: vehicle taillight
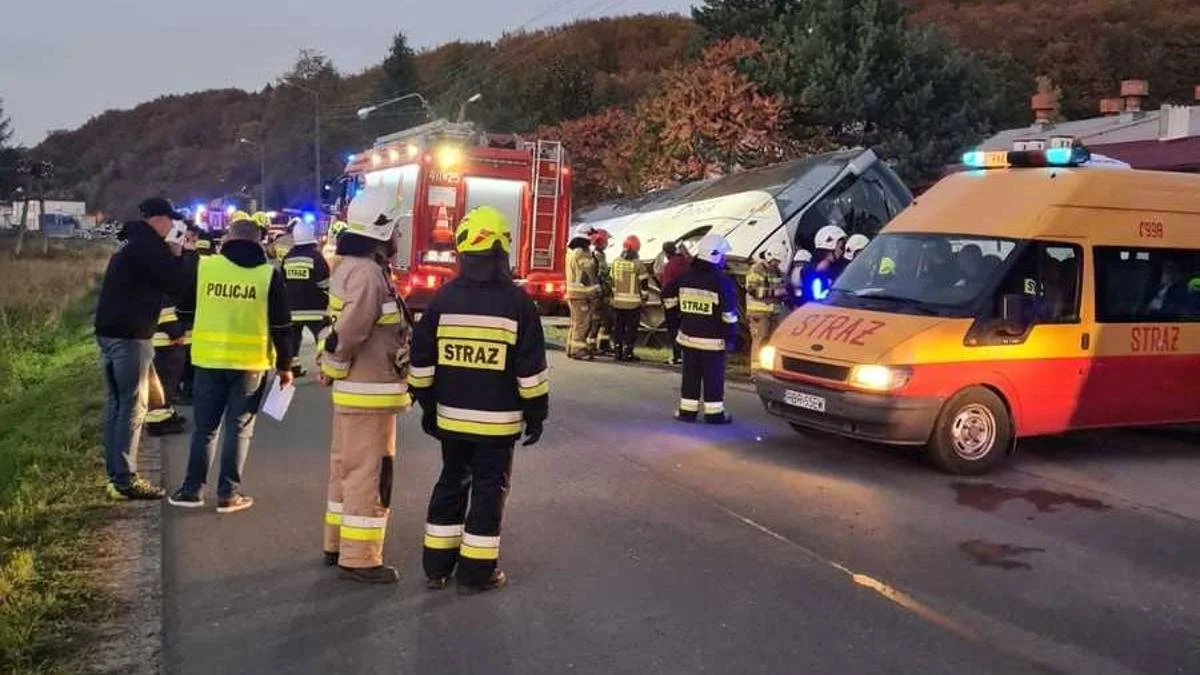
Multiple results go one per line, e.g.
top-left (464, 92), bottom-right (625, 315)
top-left (543, 282), bottom-right (555, 294)
top-left (425, 274), bottom-right (438, 289)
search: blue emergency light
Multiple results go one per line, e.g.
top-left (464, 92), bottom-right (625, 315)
top-left (810, 277), bottom-right (830, 301)
top-left (961, 146), bottom-right (1091, 170)
top-left (302, 212), bottom-right (316, 224)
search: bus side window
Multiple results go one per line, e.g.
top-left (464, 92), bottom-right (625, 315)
top-left (1095, 247), bottom-right (1200, 323)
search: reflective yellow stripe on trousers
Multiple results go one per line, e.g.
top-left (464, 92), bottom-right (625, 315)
top-left (424, 523), bottom-right (464, 550)
top-left (460, 533), bottom-right (500, 560)
top-left (331, 380), bottom-right (412, 409)
top-left (340, 514), bottom-right (387, 541)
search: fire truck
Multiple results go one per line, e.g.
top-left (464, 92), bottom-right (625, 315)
top-left (332, 119), bottom-right (572, 310)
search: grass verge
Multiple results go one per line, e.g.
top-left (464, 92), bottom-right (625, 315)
top-left (1, 237), bottom-right (113, 674)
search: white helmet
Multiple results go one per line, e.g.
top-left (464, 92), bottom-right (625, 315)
top-left (695, 233), bottom-right (732, 266)
top-left (291, 219), bottom-right (317, 246)
top-left (844, 233), bottom-right (871, 261)
top-left (814, 225), bottom-right (847, 252)
top-left (793, 248), bottom-right (813, 264)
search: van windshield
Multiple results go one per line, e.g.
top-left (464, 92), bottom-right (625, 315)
top-left (828, 233), bottom-right (1020, 317)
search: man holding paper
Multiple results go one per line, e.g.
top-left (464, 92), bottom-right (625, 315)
top-left (167, 218), bottom-right (295, 514)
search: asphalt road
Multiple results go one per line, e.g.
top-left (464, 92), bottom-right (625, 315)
top-left (161, 346), bottom-right (1200, 675)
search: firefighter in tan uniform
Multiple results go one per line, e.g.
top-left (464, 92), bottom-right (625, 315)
top-left (745, 250), bottom-right (786, 365)
top-left (565, 229), bottom-right (599, 359)
top-left (318, 209), bottom-right (413, 584)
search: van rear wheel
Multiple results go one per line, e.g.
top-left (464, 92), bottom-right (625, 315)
top-left (926, 388), bottom-right (1011, 475)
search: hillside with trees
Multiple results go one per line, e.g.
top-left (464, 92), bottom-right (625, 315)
top-left (9, 1), bottom-right (1200, 217)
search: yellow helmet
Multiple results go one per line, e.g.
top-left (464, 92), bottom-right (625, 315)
top-left (230, 210), bottom-right (251, 223)
top-left (251, 212), bottom-right (271, 229)
top-left (330, 220), bottom-right (348, 237)
top-left (455, 206), bottom-right (511, 255)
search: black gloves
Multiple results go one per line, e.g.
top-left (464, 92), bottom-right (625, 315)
top-left (421, 405), bottom-right (439, 439)
top-left (522, 419), bottom-right (544, 447)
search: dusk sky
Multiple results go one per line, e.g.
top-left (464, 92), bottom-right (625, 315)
top-left (2, 0), bottom-right (693, 146)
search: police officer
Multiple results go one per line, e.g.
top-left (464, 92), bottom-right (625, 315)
top-left (168, 219), bottom-right (295, 514)
top-left (282, 218), bottom-right (331, 378)
top-left (565, 229), bottom-right (599, 359)
top-left (409, 206), bottom-right (548, 594)
top-left (661, 234), bottom-right (738, 424)
top-left (610, 235), bottom-right (649, 361)
top-left (745, 250), bottom-right (786, 365)
top-left (318, 208), bottom-right (413, 584)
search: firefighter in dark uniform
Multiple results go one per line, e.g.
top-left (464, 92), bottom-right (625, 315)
top-left (145, 294), bottom-right (189, 436)
top-left (282, 218), bottom-right (331, 377)
top-left (661, 234), bottom-right (738, 424)
top-left (409, 205), bottom-right (549, 594)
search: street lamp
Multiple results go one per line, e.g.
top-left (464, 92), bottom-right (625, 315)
top-left (238, 138), bottom-right (266, 210)
top-left (281, 79), bottom-right (322, 208)
top-left (356, 92), bottom-right (435, 121)
top-left (457, 93), bottom-right (483, 123)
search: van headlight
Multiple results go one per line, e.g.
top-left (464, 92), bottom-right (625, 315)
top-left (758, 345), bottom-right (777, 370)
top-left (848, 365), bottom-right (911, 391)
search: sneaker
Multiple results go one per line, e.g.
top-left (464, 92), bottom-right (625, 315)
top-left (323, 551), bottom-right (339, 567)
top-left (167, 488), bottom-right (204, 508)
top-left (216, 494), bottom-right (254, 514)
top-left (108, 478), bottom-right (166, 501)
top-left (338, 565), bottom-right (400, 584)
top-left (457, 569), bottom-right (508, 595)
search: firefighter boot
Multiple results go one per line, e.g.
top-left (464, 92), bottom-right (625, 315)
top-left (457, 569), bottom-right (508, 596)
top-left (338, 565), bottom-right (400, 584)
top-left (704, 411), bottom-right (734, 425)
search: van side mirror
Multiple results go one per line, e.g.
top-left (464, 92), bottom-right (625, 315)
top-left (999, 293), bottom-right (1032, 334)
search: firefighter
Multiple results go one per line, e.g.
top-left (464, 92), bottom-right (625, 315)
top-left (408, 205), bottom-right (548, 594)
top-left (610, 235), bottom-right (649, 362)
top-left (805, 225), bottom-right (848, 301)
top-left (565, 229), bottom-right (599, 360)
top-left (844, 233), bottom-right (870, 263)
top-left (745, 249), bottom-right (786, 365)
top-left (324, 220), bottom-right (348, 271)
top-left (317, 209), bottom-right (413, 584)
top-left (194, 231), bottom-right (214, 255)
top-left (659, 241), bottom-right (690, 366)
top-left (661, 234), bottom-right (738, 425)
top-left (587, 228), bottom-right (614, 355)
top-left (787, 248), bottom-right (813, 307)
top-left (145, 295), bottom-right (189, 436)
top-left (282, 218), bottom-right (331, 378)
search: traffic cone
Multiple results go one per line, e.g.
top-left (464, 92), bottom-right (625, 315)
top-left (431, 204), bottom-right (454, 246)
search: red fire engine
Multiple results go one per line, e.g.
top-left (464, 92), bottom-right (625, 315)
top-left (334, 119), bottom-right (571, 310)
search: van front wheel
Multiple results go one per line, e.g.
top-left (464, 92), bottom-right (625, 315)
top-left (926, 388), bottom-right (1012, 475)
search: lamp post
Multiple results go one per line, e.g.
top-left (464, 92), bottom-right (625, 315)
top-left (238, 138), bottom-right (266, 210)
top-left (457, 93), bottom-right (483, 123)
top-left (282, 80), bottom-right (322, 207)
top-left (356, 92), bottom-right (435, 122)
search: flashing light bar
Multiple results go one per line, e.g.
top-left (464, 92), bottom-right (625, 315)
top-left (962, 146), bottom-right (1092, 170)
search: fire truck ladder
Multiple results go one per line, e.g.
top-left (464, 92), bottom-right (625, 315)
top-left (530, 140), bottom-right (563, 271)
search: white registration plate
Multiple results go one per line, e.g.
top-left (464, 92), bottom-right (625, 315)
top-left (784, 390), bottom-right (826, 413)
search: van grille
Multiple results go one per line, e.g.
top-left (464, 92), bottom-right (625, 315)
top-left (781, 357), bottom-right (849, 382)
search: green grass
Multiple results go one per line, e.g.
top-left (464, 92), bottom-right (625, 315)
top-left (0, 255), bottom-right (111, 673)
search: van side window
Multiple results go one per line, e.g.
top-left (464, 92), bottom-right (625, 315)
top-left (993, 242), bottom-right (1082, 324)
top-left (1095, 247), bottom-right (1200, 323)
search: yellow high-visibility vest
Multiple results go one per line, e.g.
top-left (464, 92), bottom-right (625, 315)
top-left (191, 255), bottom-right (273, 371)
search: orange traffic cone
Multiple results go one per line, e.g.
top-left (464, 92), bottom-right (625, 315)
top-left (431, 204), bottom-right (454, 247)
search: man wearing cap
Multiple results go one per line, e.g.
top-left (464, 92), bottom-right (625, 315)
top-left (282, 218), bottom-right (331, 377)
top-left (94, 198), bottom-right (186, 500)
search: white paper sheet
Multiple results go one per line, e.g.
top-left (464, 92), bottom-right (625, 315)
top-left (260, 377), bottom-right (295, 421)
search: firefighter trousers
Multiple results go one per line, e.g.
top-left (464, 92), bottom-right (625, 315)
top-left (679, 347), bottom-right (727, 420)
top-left (289, 320), bottom-right (327, 370)
top-left (747, 313), bottom-right (777, 367)
top-left (612, 307), bottom-right (640, 357)
top-left (153, 345), bottom-right (186, 407)
top-left (324, 412), bottom-right (396, 569)
top-left (566, 299), bottom-right (594, 358)
top-left (588, 301), bottom-right (612, 352)
top-left (423, 439), bottom-right (516, 586)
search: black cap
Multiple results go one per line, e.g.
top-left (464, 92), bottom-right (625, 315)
top-left (138, 197), bottom-right (183, 220)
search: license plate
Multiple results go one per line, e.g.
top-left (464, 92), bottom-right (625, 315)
top-left (784, 390), bottom-right (826, 413)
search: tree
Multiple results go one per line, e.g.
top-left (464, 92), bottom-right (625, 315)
top-left (0, 98), bottom-right (12, 149)
top-left (692, 0), bottom-right (797, 41)
top-left (380, 32), bottom-right (421, 99)
top-left (537, 108), bottom-right (634, 205)
top-left (758, 0), bottom-right (1001, 184)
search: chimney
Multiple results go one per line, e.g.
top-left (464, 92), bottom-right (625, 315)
top-left (1120, 79), bottom-right (1149, 113)
top-left (1031, 92), bottom-right (1058, 127)
top-left (1100, 98), bottom-right (1123, 116)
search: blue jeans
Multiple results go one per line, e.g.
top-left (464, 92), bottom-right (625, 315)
top-left (183, 367), bottom-right (267, 498)
top-left (98, 337), bottom-right (155, 488)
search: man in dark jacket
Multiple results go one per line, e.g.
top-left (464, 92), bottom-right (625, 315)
top-left (168, 219), bottom-right (294, 513)
top-left (94, 198), bottom-right (185, 500)
top-left (409, 206), bottom-right (548, 594)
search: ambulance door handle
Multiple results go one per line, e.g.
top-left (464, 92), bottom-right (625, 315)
top-left (1080, 332), bottom-right (1090, 350)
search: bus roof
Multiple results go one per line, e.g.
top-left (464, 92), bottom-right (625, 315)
top-left (889, 168), bottom-right (1200, 242)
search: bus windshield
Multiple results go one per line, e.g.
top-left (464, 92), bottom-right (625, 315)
top-left (828, 233), bottom-right (1020, 317)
